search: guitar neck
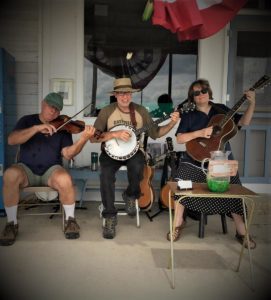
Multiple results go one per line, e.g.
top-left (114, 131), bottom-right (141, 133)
top-left (219, 86), bottom-right (256, 128)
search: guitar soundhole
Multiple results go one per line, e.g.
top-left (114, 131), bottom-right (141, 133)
top-left (212, 125), bottom-right (222, 136)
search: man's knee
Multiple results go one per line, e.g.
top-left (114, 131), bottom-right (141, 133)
top-left (100, 170), bottom-right (115, 183)
top-left (3, 166), bottom-right (26, 185)
top-left (128, 164), bottom-right (144, 181)
top-left (50, 169), bottom-right (73, 190)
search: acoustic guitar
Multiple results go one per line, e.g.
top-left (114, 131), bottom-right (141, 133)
top-left (160, 137), bottom-right (177, 209)
top-left (138, 164), bottom-right (155, 211)
top-left (186, 75), bottom-right (271, 162)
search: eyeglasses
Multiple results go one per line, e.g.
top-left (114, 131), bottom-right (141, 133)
top-left (192, 88), bottom-right (208, 97)
top-left (115, 92), bottom-right (132, 96)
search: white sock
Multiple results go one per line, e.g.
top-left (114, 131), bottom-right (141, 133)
top-left (5, 206), bottom-right (18, 224)
top-left (63, 203), bottom-right (75, 220)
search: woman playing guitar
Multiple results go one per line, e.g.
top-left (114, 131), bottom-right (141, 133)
top-left (169, 78), bottom-right (257, 248)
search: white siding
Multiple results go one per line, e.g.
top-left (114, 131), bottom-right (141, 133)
top-left (0, 0), bottom-right (40, 120)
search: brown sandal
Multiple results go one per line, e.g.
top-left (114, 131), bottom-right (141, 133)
top-left (167, 222), bottom-right (186, 242)
top-left (235, 232), bottom-right (256, 249)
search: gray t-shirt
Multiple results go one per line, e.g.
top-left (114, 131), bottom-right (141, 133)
top-left (94, 102), bottom-right (160, 140)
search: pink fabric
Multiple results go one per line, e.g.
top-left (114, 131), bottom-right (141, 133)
top-left (152, 0), bottom-right (247, 41)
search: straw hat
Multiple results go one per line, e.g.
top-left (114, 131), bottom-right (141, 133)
top-left (109, 78), bottom-right (140, 94)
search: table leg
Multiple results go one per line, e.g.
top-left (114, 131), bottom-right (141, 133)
top-left (168, 188), bottom-right (175, 289)
top-left (236, 196), bottom-right (255, 290)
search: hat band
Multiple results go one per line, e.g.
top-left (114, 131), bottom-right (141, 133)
top-left (114, 84), bottom-right (133, 91)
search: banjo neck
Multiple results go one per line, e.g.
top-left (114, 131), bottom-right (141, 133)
top-left (135, 113), bottom-right (171, 137)
top-left (134, 101), bottom-right (195, 137)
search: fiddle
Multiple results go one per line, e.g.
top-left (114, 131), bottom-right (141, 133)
top-left (48, 102), bottom-right (95, 134)
top-left (48, 103), bottom-right (103, 137)
top-left (50, 115), bottom-right (85, 134)
top-left (50, 114), bottom-right (103, 139)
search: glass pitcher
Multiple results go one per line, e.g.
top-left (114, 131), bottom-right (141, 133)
top-left (201, 151), bottom-right (231, 193)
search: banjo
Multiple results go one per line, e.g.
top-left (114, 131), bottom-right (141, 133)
top-left (104, 102), bottom-right (195, 161)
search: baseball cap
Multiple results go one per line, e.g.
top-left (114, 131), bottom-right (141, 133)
top-left (44, 92), bottom-right (64, 111)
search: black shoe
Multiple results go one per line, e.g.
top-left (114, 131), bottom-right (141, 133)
top-left (64, 217), bottom-right (80, 239)
top-left (0, 221), bottom-right (19, 246)
top-left (103, 216), bottom-right (117, 239)
top-left (122, 192), bottom-right (137, 217)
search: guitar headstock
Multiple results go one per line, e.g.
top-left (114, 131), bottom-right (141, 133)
top-left (177, 101), bottom-right (196, 114)
top-left (251, 75), bottom-right (271, 91)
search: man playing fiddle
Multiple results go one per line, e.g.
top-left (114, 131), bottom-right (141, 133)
top-left (0, 92), bottom-right (95, 246)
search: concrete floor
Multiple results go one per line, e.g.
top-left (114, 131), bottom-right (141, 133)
top-left (0, 195), bottom-right (270, 300)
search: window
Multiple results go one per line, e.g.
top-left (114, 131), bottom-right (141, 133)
top-left (84, 0), bottom-right (198, 117)
top-left (143, 54), bottom-right (197, 116)
top-left (243, 0), bottom-right (271, 9)
top-left (234, 31), bottom-right (271, 112)
top-left (228, 15), bottom-right (271, 113)
top-left (83, 53), bottom-right (197, 117)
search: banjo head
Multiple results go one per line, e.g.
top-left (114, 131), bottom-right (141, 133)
top-left (105, 124), bottom-right (139, 161)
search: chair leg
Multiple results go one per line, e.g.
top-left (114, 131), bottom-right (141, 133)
top-left (49, 198), bottom-right (60, 219)
top-left (99, 201), bottom-right (140, 228)
top-left (135, 199), bottom-right (140, 228)
top-left (198, 212), bottom-right (205, 238)
top-left (220, 214), bottom-right (228, 234)
top-left (62, 206), bottom-right (65, 232)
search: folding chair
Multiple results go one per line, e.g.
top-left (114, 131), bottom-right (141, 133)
top-left (98, 166), bottom-right (140, 228)
top-left (19, 185), bottom-right (64, 229)
top-left (15, 148), bottom-right (64, 229)
top-left (99, 200), bottom-right (140, 228)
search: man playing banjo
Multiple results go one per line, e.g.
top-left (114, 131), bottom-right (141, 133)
top-left (91, 77), bottom-right (179, 239)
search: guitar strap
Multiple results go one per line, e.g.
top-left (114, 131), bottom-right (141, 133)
top-left (130, 102), bottom-right (149, 157)
top-left (129, 102), bottom-right (137, 128)
top-left (143, 133), bottom-right (148, 152)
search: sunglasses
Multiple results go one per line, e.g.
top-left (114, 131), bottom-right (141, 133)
top-left (192, 88), bottom-right (209, 97)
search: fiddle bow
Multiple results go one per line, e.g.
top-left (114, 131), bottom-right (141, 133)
top-left (54, 103), bottom-right (93, 133)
